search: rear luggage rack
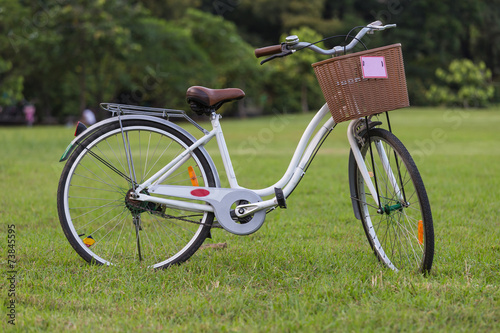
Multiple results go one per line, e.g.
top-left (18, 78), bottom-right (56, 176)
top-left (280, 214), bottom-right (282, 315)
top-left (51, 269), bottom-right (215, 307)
top-left (100, 103), bottom-right (207, 134)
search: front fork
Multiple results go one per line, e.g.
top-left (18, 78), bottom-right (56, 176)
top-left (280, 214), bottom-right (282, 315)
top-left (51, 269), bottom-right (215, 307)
top-left (347, 119), bottom-right (405, 214)
top-left (347, 120), bottom-right (381, 208)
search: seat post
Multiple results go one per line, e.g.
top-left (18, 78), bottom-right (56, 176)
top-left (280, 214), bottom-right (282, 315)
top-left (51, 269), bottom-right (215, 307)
top-left (210, 112), bottom-right (240, 188)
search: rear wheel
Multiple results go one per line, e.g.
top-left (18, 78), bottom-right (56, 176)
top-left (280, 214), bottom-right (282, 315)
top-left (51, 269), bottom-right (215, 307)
top-left (57, 120), bottom-right (217, 269)
top-left (351, 128), bottom-right (434, 273)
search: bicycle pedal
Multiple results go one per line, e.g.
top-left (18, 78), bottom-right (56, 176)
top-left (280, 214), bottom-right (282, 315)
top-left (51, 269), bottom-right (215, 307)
top-left (274, 187), bottom-right (287, 209)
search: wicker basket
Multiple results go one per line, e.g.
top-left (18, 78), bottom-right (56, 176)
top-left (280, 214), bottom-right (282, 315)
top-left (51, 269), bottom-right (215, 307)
top-left (312, 44), bottom-right (409, 123)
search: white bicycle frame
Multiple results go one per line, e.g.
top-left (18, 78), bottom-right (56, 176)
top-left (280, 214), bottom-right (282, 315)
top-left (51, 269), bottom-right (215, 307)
top-left (127, 21), bottom-right (405, 219)
top-left (131, 103), bottom-right (393, 216)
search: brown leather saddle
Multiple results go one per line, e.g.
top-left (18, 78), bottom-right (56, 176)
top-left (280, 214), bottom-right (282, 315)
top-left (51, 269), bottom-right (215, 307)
top-left (186, 86), bottom-right (245, 115)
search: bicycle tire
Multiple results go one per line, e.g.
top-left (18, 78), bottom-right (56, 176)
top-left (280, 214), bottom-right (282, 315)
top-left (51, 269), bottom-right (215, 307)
top-left (57, 119), bottom-right (217, 269)
top-left (350, 128), bottom-right (434, 273)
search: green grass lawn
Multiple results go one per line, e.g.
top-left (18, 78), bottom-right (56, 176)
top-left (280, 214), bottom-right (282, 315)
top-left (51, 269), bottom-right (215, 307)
top-left (1, 107), bottom-right (499, 332)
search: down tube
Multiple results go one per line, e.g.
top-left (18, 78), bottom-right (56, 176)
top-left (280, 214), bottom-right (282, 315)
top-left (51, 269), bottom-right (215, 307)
top-left (281, 115), bottom-right (336, 198)
top-left (250, 104), bottom-right (333, 197)
top-left (247, 113), bottom-right (336, 211)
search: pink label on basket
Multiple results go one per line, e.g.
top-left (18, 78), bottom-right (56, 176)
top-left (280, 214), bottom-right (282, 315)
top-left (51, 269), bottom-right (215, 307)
top-left (360, 56), bottom-right (388, 78)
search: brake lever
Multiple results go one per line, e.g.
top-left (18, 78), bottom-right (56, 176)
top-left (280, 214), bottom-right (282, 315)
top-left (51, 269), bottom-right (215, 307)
top-left (260, 44), bottom-right (294, 65)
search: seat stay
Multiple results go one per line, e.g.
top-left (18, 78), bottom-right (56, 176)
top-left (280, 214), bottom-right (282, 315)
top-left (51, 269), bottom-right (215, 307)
top-left (134, 127), bottom-right (218, 194)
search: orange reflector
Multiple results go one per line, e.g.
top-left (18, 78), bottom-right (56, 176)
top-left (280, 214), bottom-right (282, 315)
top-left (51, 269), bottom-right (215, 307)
top-left (418, 220), bottom-right (424, 245)
top-left (83, 236), bottom-right (95, 247)
top-left (188, 166), bottom-right (199, 186)
top-left (368, 171), bottom-right (374, 177)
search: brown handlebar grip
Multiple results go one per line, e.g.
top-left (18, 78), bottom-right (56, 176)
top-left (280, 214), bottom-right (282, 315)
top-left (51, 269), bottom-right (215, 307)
top-left (254, 45), bottom-right (282, 58)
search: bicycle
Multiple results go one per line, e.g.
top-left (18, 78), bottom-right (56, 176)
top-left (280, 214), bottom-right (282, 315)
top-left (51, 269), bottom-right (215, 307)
top-left (57, 21), bottom-right (434, 273)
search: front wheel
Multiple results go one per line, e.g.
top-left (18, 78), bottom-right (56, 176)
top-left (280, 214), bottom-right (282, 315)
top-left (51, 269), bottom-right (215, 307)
top-left (57, 119), bottom-right (218, 269)
top-left (350, 128), bottom-right (434, 273)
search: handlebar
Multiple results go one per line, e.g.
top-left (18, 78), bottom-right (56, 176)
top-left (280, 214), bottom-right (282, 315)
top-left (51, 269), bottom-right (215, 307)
top-left (255, 44), bottom-right (283, 58)
top-left (254, 21), bottom-right (397, 64)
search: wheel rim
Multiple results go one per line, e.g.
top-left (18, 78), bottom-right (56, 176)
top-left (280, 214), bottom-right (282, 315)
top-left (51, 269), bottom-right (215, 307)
top-left (61, 126), bottom-right (213, 268)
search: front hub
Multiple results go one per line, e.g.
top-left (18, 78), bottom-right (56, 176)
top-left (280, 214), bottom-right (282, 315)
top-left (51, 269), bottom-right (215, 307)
top-left (383, 202), bottom-right (404, 215)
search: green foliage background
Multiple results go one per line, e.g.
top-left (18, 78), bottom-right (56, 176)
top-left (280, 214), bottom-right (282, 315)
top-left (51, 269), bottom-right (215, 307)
top-left (426, 60), bottom-right (494, 107)
top-left (1, 0), bottom-right (499, 122)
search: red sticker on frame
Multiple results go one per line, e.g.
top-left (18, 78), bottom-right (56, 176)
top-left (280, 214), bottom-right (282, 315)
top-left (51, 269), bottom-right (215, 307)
top-left (360, 56), bottom-right (388, 79)
top-left (190, 189), bottom-right (210, 197)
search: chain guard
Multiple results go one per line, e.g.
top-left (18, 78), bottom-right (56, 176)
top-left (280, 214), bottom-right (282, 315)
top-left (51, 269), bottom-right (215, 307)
top-left (124, 189), bottom-right (221, 228)
top-left (135, 186), bottom-right (267, 235)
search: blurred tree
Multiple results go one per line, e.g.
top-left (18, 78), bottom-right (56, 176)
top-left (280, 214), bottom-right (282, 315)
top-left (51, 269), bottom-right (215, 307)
top-left (140, 0), bottom-right (201, 20)
top-left (0, 0), bottom-right (28, 105)
top-left (475, 0), bottom-right (500, 85)
top-left (426, 59), bottom-right (494, 107)
top-left (385, 0), bottom-right (500, 104)
top-left (209, 0), bottom-right (500, 105)
top-left (209, 0), bottom-right (367, 45)
top-left (211, 0), bottom-right (287, 45)
top-left (6, 0), bottom-right (500, 121)
top-left (20, 0), bottom-right (144, 120)
top-left (121, 16), bottom-right (215, 109)
top-left (0, 59), bottom-right (23, 105)
top-left (269, 27), bottom-right (325, 113)
top-left (180, 9), bottom-right (262, 116)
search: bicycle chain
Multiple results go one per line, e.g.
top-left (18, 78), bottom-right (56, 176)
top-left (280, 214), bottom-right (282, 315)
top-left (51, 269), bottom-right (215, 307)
top-left (125, 194), bottom-right (223, 228)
